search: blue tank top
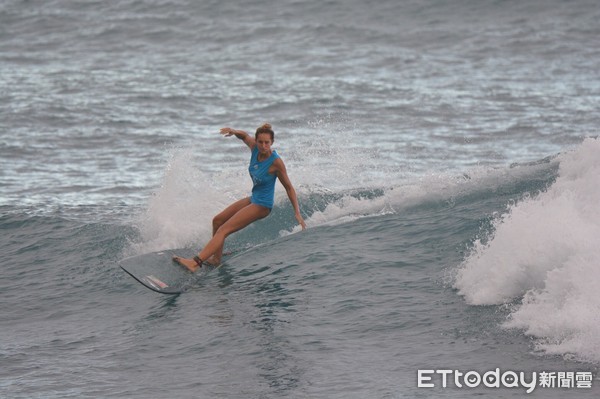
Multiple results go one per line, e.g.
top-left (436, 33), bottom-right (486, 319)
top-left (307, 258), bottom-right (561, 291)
top-left (248, 146), bottom-right (280, 209)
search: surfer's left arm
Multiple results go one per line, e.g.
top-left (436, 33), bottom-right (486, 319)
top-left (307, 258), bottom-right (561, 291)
top-left (274, 158), bottom-right (306, 230)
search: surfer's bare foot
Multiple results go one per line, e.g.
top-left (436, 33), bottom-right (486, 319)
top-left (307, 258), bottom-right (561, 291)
top-left (172, 256), bottom-right (201, 272)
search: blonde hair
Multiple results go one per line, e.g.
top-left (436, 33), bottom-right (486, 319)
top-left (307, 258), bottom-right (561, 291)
top-left (255, 123), bottom-right (274, 142)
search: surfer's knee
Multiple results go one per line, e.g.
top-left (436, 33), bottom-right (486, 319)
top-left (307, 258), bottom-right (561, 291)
top-left (213, 212), bottom-right (229, 231)
top-left (214, 224), bottom-right (234, 239)
top-left (212, 215), bottom-right (223, 231)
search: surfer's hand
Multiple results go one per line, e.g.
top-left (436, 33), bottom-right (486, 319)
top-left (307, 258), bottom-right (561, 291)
top-left (220, 127), bottom-right (235, 137)
top-left (296, 213), bottom-right (307, 230)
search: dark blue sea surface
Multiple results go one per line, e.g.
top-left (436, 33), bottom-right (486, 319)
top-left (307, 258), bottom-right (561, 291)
top-left (2, 0), bottom-right (600, 397)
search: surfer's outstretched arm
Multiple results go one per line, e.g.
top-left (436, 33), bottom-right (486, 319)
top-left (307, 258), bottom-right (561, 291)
top-left (220, 127), bottom-right (255, 150)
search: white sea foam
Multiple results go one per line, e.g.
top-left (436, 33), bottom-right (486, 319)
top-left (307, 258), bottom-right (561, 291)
top-left (131, 148), bottom-right (230, 254)
top-left (454, 137), bottom-right (600, 362)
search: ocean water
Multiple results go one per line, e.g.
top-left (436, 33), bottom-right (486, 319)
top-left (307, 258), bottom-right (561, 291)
top-left (1, 0), bottom-right (600, 398)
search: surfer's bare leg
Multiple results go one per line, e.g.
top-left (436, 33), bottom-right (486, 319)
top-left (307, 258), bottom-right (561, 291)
top-left (200, 203), bottom-right (269, 263)
top-left (173, 202), bottom-right (270, 272)
top-left (208, 197), bottom-right (251, 263)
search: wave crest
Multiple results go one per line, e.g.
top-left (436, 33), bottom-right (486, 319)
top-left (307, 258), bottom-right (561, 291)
top-left (454, 137), bottom-right (600, 362)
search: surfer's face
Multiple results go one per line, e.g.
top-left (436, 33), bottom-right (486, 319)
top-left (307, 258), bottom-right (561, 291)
top-left (256, 133), bottom-right (273, 154)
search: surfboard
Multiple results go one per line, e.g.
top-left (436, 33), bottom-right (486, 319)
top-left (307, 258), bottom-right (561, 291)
top-left (119, 249), bottom-right (199, 295)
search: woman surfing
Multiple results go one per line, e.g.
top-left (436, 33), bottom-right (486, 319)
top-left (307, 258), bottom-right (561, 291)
top-left (173, 123), bottom-right (306, 271)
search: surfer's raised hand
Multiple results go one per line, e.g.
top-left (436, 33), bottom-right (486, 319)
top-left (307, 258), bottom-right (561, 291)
top-left (220, 127), bottom-right (235, 137)
top-left (220, 127), bottom-right (254, 149)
